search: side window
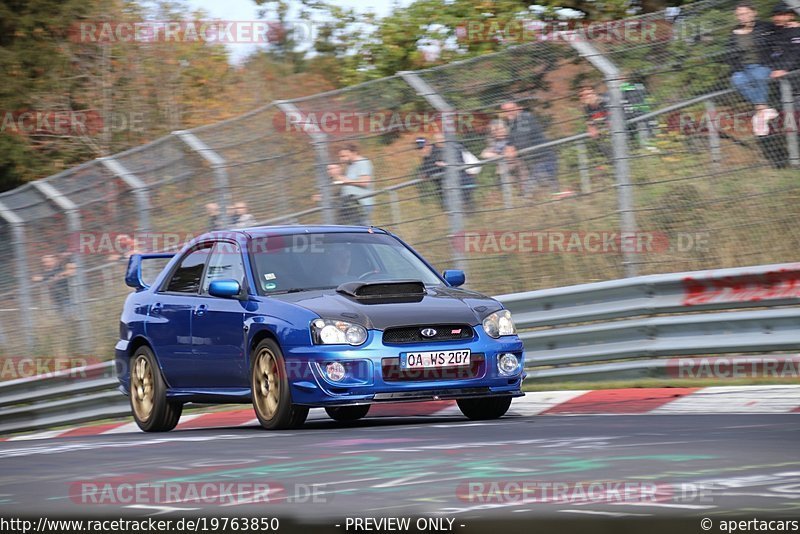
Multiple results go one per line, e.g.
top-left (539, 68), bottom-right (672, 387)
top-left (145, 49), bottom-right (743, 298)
top-left (202, 242), bottom-right (246, 293)
top-left (164, 244), bottom-right (212, 293)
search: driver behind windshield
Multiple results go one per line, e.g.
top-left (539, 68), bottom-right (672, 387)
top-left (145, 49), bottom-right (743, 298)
top-left (328, 246), bottom-right (353, 286)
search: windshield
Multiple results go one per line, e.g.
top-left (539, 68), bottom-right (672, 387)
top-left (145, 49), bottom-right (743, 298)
top-left (249, 232), bottom-right (443, 294)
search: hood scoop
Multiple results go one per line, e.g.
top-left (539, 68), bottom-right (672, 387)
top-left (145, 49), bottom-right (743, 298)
top-left (336, 280), bottom-right (425, 304)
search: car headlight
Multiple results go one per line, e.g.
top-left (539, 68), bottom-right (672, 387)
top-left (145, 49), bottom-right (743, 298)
top-left (498, 353), bottom-right (520, 376)
top-left (482, 310), bottom-right (516, 338)
top-left (311, 319), bottom-right (368, 346)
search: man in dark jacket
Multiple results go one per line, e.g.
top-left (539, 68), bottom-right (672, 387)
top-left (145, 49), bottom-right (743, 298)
top-left (768, 2), bottom-right (800, 88)
top-left (500, 101), bottom-right (559, 195)
top-left (415, 134), bottom-right (475, 211)
top-left (416, 135), bottom-right (446, 208)
top-left (727, 2), bottom-right (780, 135)
top-left (757, 2), bottom-right (800, 168)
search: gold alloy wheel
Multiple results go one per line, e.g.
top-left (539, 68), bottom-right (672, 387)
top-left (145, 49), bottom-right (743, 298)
top-left (253, 348), bottom-right (280, 419)
top-left (131, 355), bottom-right (154, 421)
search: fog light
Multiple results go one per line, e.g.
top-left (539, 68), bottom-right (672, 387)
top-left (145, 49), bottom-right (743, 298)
top-left (498, 353), bottom-right (519, 376)
top-left (325, 362), bottom-right (346, 382)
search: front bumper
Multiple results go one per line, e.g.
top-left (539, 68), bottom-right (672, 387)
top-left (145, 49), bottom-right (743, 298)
top-left (283, 325), bottom-right (525, 407)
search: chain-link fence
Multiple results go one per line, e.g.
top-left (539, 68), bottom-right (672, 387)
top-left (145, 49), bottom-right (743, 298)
top-left (0, 0), bottom-right (798, 359)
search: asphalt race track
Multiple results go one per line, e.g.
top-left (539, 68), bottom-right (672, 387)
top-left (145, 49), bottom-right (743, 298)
top-left (1, 410), bottom-right (799, 524)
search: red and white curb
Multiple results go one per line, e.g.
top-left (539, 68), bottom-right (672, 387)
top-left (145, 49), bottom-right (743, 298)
top-left (4, 385), bottom-right (799, 442)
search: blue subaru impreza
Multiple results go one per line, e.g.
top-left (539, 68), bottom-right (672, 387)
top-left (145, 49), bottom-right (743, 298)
top-left (116, 226), bottom-right (525, 431)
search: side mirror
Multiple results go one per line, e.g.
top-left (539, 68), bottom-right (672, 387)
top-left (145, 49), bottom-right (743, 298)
top-left (442, 269), bottom-right (465, 287)
top-left (208, 279), bottom-right (242, 298)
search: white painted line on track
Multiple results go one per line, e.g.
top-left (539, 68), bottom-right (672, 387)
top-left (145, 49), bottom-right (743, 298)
top-left (558, 509), bottom-right (651, 517)
top-left (0, 434), bottom-right (256, 459)
top-left (171, 414), bottom-right (208, 430)
top-left (652, 386), bottom-right (800, 414)
top-left (238, 418), bottom-right (260, 427)
top-left (102, 422), bottom-right (141, 434)
top-left (508, 390), bottom-right (591, 416)
top-left (608, 501), bottom-right (715, 510)
top-left (7, 430), bottom-right (67, 441)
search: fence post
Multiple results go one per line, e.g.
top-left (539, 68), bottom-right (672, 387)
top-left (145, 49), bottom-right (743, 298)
top-left (497, 159), bottom-right (514, 208)
top-left (99, 157), bottom-right (151, 232)
top-left (387, 190), bottom-right (401, 226)
top-left (398, 71), bottom-right (467, 274)
top-left (705, 100), bottom-right (722, 173)
top-left (173, 130), bottom-right (231, 228)
top-left (571, 42), bottom-right (637, 277)
top-left (782, 1), bottom-right (799, 166)
top-left (274, 101), bottom-right (335, 225)
top-left (779, 79), bottom-right (799, 168)
top-left (0, 201), bottom-right (34, 353)
top-left (30, 181), bottom-right (93, 354)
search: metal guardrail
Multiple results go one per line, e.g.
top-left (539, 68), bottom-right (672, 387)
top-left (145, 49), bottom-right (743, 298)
top-left (1, 262), bottom-right (798, 435)
top-left (496, 261), bottom-right (800, 379)
top-left (0, 362), bottom-right (126, 435)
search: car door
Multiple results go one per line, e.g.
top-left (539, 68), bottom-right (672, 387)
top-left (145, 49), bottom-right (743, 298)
top-left (147, 243), bottom-right (212, 389)
top-left (191, 240), bottom-right (249, 388)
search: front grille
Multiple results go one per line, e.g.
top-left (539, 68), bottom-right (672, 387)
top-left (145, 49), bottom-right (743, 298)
top-left (382, 324), bottom-right (474, 344)
top-left (382, 354), bottom-right (485, 382)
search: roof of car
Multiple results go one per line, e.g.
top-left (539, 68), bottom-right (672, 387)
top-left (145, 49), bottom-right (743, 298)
top-left (239, 225), bottom-right (389, 237)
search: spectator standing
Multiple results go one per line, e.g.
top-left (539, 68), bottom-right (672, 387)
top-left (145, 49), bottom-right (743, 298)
top-left (416, 136), bottom-right (446, 208)
top-left (578, 86), bottom-right (613, 161)
top-left (338, 144), bottom-right (375, 225)
top-left (500, 101), bottom-right (559, 195)
top-left (480, 120), bottom-right (511, 160)
top-left (416, 134), bottom-right (475, 211)
top-left (205, 202), bottom-right (221, 230)
top-left (328, 162), bottom-right (365, 225)
top-left (758, 2), bottom-right (800, 167)
top-left (481, 119), bottom-right (520, 202)
top-left (32, 253), bottom-right (76, 312)
top-left (230, 202), bottom-right (255, 229)
top-left (619, 80), bottom-right (658, 148)
top-left (727, 2), bottom-right (780, 136)
top-left (768, 2), bottom-right (800, 85)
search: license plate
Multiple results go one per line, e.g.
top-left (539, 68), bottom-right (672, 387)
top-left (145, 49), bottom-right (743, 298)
top-left (400, 350), bottom-right (471, 369)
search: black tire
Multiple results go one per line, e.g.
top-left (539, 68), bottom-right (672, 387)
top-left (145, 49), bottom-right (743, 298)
top-left (130, 345), bottom-right (182, 432)
top-left (325, 405), bottom-right (370, 422)
top-left (457, 396), bottom-right (512, 420)
top-left (251, 339), bottom-right (309, 430)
